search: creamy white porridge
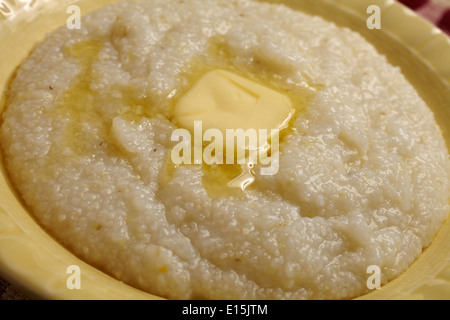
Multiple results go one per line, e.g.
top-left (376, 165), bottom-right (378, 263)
top-left (1, 0), bottom-right (449, 300)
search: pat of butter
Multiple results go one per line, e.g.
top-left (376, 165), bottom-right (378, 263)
top-left (174, 69), bottom-right (294, 134)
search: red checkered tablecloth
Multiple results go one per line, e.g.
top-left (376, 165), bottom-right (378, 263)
top-left (398, 0), bottom-right (450, 34)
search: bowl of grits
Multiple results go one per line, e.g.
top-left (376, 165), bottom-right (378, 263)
top-left (0, 0), bottom-right (450, 300)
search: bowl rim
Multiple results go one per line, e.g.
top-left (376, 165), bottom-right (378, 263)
top-left (0, 0), bottom-right (449, 300)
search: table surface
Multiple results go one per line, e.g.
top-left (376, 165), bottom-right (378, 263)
top-left (0, 277), bottom-right (30, 300)
top-left (1, 0), bottom-right (449, 301)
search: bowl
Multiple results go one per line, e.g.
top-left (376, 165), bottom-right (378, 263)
top-left (0, 0), bottom-right (449, 300)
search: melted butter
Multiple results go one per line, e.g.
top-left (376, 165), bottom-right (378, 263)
top-left (55, 40), bottom-right (106, 157)
top-left (167, 37), bottom-right (318, 195)
top-left (202, 164), bottom-right (251, 198)
top-left (174, 37), bottom-right (314, 143)
top-left (159, 155), bottom-right (179, 186)
top-left (173, 69), bottom-right (294, 136)
top-left (116, 85), bottom-right (164, 124)
top-left (227, 163), bottom-right (256, 191)
top-left (49, 40), bottom-right (160, 167)
top-left (46, 37), bottom-right (317, 198)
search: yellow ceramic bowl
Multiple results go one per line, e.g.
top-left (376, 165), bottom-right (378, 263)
top-left (0, 0), bottom-right (449, 300)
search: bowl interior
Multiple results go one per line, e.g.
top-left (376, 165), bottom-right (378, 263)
top-left (0, 0), bottom-right (449, 299)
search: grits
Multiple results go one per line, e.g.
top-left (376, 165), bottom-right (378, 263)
top-left (1, 0), bottom-right (450, 300)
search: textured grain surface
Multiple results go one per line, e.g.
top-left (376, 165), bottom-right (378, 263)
top-left (0, 0), bottom-right (450, 300)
